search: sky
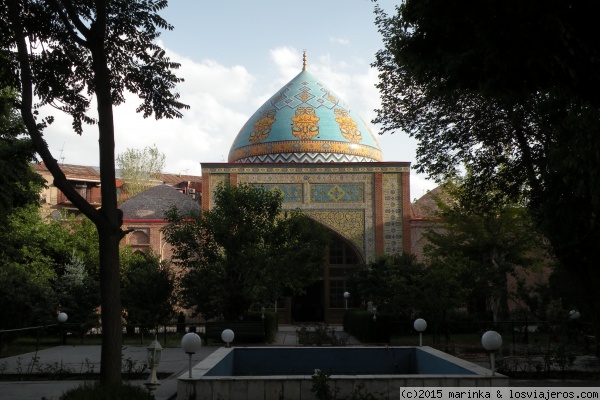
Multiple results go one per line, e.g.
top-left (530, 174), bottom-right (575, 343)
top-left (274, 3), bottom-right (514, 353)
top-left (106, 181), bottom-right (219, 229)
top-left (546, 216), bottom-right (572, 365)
top-left (39, 0), bottom-right (438, 200)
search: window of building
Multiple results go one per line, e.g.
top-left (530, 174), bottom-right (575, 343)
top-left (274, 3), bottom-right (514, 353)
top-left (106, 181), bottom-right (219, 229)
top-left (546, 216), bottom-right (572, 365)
top-left (127, 228), bottom-right (150, 253)
top-left (329, 280), bottom-right (345, 308)
top-left (328, 236), bottom-right (359, 265)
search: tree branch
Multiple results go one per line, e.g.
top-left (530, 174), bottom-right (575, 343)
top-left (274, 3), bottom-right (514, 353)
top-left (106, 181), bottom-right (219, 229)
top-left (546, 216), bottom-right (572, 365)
top-left (6, 0), bottom-right (102, 226)
top-left (44, 0), bottom-right (89, 47)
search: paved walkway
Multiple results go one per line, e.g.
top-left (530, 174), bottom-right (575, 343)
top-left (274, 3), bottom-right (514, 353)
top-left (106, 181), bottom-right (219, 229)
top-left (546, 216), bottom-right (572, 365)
top-left (0, 325), bottom-right (357, 400)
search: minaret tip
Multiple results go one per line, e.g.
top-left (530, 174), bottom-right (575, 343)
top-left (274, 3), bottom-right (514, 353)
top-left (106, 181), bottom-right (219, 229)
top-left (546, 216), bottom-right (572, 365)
top-left (302, 50), bottom-right (307, 71)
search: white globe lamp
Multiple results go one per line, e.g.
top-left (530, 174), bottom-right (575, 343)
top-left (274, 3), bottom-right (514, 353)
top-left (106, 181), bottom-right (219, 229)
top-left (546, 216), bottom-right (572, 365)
top-left (221, 329), bottom-right (235, 347)
top-left (56, 312), bottom-right (68, 345)
top-left (181, 332), bottom-right (202, 378)
top-left (343, 292), bottom-right (350, 310)
top-left (481, 330), bottom-right (502, 376)
top-left (413, 318), bottom-right (427, 346)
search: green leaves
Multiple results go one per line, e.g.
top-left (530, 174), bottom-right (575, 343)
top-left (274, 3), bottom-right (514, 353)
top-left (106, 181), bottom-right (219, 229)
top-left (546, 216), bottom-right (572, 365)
top-left (120, 249), bottom-right (176, 328)
top-left (163, 184), bottom-right (329, 320)
top-left (373, 1), bottom-right (600, 335)
top-left (116, 144), bottom-right (165, 200)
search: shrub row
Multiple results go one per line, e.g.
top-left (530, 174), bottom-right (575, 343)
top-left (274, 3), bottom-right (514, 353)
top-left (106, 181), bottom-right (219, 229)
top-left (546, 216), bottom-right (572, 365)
top-left (343, 310), bottom-right (392, 343)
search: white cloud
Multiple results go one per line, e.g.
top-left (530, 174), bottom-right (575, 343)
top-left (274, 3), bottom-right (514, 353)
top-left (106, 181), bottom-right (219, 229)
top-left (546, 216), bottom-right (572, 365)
top-left (37, 44), bottom-right (438, 197)
top-left (329, 37), bottom-right (350, 46)
top-left (40, 47), bottom-right (255, 175)
top-left (270, 47), bottom-right (301, 83)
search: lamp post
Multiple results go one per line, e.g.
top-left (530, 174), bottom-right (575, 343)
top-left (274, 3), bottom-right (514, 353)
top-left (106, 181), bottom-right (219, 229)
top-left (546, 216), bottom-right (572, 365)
top-left (56, 312), bottom-right (68, 345)
top-left (371, 306), bottom-right (377, 342)
top-left (481, 330), bottom-right (502, 376)
top-left (145, 337), bottom-right (163, 393)
top-left (181, 332), bottom-right (202, 379)
top-left (413, 318), bottom-right (427, 347)
top-left (568, 310), bottom-right (580, 341)
top-left (222, 329), bottom-right (234, 347)
top-left (344, 292), bottom-right (350, 310)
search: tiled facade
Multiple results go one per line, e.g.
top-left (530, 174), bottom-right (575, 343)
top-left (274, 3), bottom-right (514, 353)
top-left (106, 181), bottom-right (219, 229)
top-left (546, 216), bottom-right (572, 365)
top-left (202, 162), bottom-right (411, 263)
top-left (201, 162), bottom-right (411, 323)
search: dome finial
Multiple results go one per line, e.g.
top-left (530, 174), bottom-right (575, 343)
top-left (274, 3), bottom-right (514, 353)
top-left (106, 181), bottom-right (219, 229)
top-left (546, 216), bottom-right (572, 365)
top-left (302, 50), bottom-right (307, 71)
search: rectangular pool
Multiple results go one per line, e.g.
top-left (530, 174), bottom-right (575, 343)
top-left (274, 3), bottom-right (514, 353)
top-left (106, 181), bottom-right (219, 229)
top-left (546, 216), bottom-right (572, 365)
top-left (177, 346), bottom-right (507, 400)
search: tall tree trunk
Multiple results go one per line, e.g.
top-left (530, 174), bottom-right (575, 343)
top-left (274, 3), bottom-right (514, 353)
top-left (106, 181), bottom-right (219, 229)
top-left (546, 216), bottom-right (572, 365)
top-left (98, 228), bottom-right (123, 383)
top-left (90, 2), bottom-right (123, 383)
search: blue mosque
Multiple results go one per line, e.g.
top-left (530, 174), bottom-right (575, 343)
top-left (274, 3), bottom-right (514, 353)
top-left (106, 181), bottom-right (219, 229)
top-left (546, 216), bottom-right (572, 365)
top-left (200, 55), bottom-right (412, 323)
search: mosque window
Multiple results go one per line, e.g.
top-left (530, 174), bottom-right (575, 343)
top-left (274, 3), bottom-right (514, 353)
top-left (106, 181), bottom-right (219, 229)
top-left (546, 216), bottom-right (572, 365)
top-left (328, 236), bottom-right (359, 265)
top-left (329, 280), bottom-right (345, 308)
top-left (127, 228), bottom-right (150, 254)
top-left (129, 229), bottom-right (150, 245)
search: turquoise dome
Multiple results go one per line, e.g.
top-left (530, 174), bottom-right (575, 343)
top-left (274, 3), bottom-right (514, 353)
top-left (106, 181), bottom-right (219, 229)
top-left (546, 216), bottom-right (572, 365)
top-left (228, 68), bottom-right (383, 163)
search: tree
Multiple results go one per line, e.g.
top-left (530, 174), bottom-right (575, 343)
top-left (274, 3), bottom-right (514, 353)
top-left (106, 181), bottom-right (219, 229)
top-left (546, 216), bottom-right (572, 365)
top-left (351, 253), bottom-right (468, 321)
top-left (163, 183), bottom-right (330, 320)
top-left (0, 206), bottom-right (57, 329)
top-left (116, 145), bottom-right (165, 200)
top-left (0, 87), bottom-right (45, 223)
top-left (423, 181), bottom-right (546, 322)
top-left (120, 249), bottom-right (176, 330)
top-left (3, 0), bottom-right (188, 383)
top-left (54, 251), bottom-right (101, 336)
top-left (373, 0), bottom-right (600, 354)
top-left (0, 206), bottom-right (100, 329)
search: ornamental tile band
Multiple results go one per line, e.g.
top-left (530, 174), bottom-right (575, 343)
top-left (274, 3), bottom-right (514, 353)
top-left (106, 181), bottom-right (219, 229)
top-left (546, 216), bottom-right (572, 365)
top-left (251, 183), bottom-right (303, 203)
top-left (204, 164), bottom-right (409, 174)
top-left (229, 140), bottom-right (382, 162)
top-left (310, 183), bottom-right (364, 203)
top-left (383, 173), bottom-right (404, 255)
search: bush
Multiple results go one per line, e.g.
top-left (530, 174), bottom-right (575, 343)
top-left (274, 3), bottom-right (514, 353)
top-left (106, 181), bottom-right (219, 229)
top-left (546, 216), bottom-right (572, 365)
top-left (59, 382), bottom-right (154, 400)
top-left (247, 311), bottom-right (278, 343)
top-left (343, 310), bottom-right (391, 343)
top-left (296, 324), bottom-right (348, 346)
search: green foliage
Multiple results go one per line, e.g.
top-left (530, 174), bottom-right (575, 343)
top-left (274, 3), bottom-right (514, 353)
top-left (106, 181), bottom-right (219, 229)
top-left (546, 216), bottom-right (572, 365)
top-left (373, 0), bottom-right (600, 351)
top-left (247, 311), bottom-right (278, 343)
top-left (423, 181), bottom-right (546, 321)
top-left (0, 88), bottom-right (45, 223)
top-left (163, 183), bottom-right (330, 320)
top-left (343, 310), bottom-right (391, 343)
top-left (117, 145), bottom-right (166, 200)
top-left (350, 253), bottom-right (421, 317)
top-left (311, 369), bottom-right (338, 400)
top-left (54, 251), bottom-right (100, 335)
top-left (0, 206), bottom-right (100, 330)
top-left (351, 253), bottom-right (466, 320)
top-left (350, 252), bottom-right (469, 342)
top-left (296, 324), bottom-right (349, 346)
top-left (4, 0), bottom-right (190, 382)
top-left (59, 382), bottom-right (154, 400)
top-left (0, 259), bottom-right (56, 329)
top-left (120, 249), bottom-right (176, 329)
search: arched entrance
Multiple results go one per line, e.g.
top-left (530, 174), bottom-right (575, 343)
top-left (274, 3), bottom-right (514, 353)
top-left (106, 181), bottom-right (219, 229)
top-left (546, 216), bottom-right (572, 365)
top-left (290, 234), bottom-right (362, 324)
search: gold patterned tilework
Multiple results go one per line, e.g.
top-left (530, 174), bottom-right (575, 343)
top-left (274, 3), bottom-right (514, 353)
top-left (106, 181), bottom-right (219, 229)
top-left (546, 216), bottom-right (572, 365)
top-left (305, 210), bottom-right (365, 256)
top-left (202, 163), bottom-right (409, 262)
top-left (228, 69), bottom-right (383, 163)
top-left (382, 173), bottom-right (403, 255)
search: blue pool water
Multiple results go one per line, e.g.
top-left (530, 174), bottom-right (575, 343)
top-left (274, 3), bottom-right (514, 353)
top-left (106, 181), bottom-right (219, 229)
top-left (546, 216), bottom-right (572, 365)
top-left (204, 347), bottom-right (477, 376)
